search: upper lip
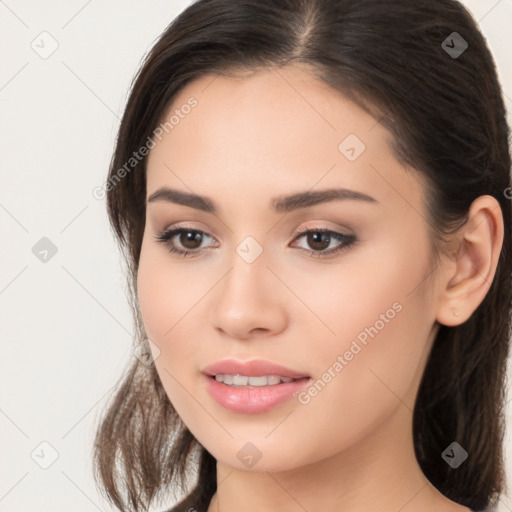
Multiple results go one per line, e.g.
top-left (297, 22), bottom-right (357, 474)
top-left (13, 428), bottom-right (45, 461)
top-left (202, 359), bottom-right (310, 379)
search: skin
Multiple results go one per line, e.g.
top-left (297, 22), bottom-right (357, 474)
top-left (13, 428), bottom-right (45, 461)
top-left (136, 64), bottom-right (503, 512)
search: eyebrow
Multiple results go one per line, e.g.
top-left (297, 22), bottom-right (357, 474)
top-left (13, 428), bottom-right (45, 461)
top-left (146, 186), bottom-right (378, 214)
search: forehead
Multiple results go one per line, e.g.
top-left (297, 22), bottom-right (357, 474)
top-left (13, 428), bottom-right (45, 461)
top-left (155, 65), bottom-right (382, 154)
top-left (145, 65), bottom-right (425, 214)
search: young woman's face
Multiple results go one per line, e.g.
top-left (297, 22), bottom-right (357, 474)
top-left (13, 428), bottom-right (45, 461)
top-left (137, 65), bottom-right (444, 472)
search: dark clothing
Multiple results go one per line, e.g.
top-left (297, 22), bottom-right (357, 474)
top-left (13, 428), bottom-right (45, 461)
top-left (163, 501), bottom-right (495, 512)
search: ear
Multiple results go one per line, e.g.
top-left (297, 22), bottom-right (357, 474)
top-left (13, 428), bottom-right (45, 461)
top-left (436, 195), bottom-right (504, 327)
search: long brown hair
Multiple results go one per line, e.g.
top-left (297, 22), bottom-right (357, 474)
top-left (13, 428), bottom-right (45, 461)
top-left (92, 1), bottom-right (512, 511)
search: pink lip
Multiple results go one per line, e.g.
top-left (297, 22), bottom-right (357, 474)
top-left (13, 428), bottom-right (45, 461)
top-left (201, 359), bottom-right (311, 414)
top-left (201, 358), bottom-right (310, 379)
top-left (203, 374), bottom-right (311, 414)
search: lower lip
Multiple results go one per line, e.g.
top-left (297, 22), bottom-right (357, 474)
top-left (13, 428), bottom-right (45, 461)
top-left (203, 374), bottom-right (312, 414)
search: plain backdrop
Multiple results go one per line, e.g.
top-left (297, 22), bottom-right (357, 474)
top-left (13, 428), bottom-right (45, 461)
top-left (0, 1), bottom-right (511, 511)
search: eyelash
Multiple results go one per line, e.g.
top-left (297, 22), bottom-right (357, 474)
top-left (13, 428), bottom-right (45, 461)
top-left (154, 224), bottom-right (356, 259)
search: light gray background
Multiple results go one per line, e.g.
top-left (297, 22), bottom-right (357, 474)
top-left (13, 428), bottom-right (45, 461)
top-left (1, 1), bottom-right (511, 511)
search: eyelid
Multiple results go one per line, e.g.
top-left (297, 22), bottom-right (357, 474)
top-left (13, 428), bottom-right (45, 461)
top-left (291, 222), bottom-right (354, 238)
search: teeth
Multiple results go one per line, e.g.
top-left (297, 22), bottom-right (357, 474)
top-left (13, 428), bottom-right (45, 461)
top-left (214, 374), bottom-right (297, 387)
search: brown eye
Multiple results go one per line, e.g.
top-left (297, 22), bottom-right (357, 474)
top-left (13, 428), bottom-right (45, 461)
top-left (292, 228), bottom-right (356, 258)
top-left (306, 231), bottom-right (332, 251)
top-left (179, 230), bottom-right (204, 249)
top-left (154, 226), bottom-right (355, 259)
top-left (154, 227), bottom-right (216, 257)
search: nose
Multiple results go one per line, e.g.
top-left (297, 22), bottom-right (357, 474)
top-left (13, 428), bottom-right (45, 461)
top-left (210, 243), bottom-right (288, 340)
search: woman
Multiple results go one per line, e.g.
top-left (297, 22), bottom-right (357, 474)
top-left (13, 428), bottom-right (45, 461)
top-left (92, 1), bottom-right (512, 511)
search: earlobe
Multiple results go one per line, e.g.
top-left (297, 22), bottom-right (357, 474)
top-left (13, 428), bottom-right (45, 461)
top-left (436, 195), bottom-right (504, 327)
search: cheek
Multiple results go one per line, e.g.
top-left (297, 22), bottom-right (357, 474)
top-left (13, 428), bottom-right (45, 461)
top-left (137, 240), bottom-right (220, 391)
top-left (137, 245), bottom-right (194, 359)
top-left (136, 255), bottom-right (169, 342)
top-left (290, 239), bottom-right (434, 406)
top-left (137, 253), bottom-right (200, 414)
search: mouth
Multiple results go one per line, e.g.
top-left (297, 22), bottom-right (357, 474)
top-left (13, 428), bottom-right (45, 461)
top-left (201, 358), bottom-right (311, 383)
top-left (203, 372), bottom-right (312, 414)
top-left (208, 374), bottom-right (310, 388)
